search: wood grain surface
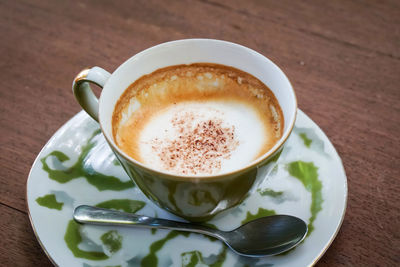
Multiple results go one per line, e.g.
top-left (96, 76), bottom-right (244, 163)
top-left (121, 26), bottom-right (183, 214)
top-left (0, 0), bottom-right (399, 266)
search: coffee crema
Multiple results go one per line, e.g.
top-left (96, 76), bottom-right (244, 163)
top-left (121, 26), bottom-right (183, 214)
top-left (112, 63), bottom-right (284, 176)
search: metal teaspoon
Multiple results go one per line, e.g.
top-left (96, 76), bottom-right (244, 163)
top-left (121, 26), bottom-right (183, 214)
top-left (73, 205), bottom-right (307, 257)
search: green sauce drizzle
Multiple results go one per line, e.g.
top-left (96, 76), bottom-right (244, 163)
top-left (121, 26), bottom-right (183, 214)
top-left (64, 220), bottom-right (108, 260)
top-left (36, 194), bottom-right (63, 210)
top-left (101, 230), bottom-right (122, 253)
top-left (96, 199), bottom-right (145, 213)
top-left (257, 188), bottom-right (284, 197)
top-left (181, 246), bottom-right (227, 267)
top-left (182, 250), bottom-right (201, 267)
top-left (299, 133), bottom-right (312, 148)
top-left (141, 231), bottom-right (190, 267)
top-left (241, 208), bottom-right (276, 224)
top-left (209, 246), bottom-right (227, 267)
top-left (41, 130), bottom-right (134, 191)
top-left (288, 161), bottom-right (322, 235)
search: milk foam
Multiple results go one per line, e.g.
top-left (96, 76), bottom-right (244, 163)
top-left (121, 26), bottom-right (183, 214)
top-left (138, 101), bottom-right (270, 176)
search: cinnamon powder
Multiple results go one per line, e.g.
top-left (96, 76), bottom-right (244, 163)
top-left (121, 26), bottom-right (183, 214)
top-left (149, 111), bottom-right (239, 175)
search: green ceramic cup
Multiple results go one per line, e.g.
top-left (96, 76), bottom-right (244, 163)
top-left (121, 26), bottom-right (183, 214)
top-left (72, 39), bottom-right (297, 221)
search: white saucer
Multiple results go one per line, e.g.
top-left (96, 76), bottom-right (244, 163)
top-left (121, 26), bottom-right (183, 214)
top-left (27, 109), bottom-right (347, 267)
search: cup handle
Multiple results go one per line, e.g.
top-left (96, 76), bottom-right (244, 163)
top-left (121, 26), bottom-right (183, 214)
top-left (72, 67), bottom-right (111, 122)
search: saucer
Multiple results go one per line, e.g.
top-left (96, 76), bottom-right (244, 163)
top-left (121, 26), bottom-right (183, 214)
top-left (27, 109), bottom-right (347, 267)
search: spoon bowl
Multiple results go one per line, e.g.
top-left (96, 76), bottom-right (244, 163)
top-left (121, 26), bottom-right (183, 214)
top-left (74, 205), bottom-right (307, 257)
top-left (221, 215), bottom-right (308, 256)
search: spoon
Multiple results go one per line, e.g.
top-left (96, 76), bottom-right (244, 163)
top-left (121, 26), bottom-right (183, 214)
top-left (73, 205), bottom-right (307, 257)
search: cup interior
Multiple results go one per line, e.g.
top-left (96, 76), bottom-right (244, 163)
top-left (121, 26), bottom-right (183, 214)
top-left (99, 39), bottom-right (297, 176)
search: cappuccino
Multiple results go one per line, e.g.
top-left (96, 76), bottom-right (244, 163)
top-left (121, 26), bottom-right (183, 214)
top-left (112, 63), bottom-right (283, 176)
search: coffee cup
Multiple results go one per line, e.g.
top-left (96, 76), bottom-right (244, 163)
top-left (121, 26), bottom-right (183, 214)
top-left (72, 39), bottom-right (297, 221)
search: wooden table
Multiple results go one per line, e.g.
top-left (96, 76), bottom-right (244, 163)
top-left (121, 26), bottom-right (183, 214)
top-left (1, 0), bottom-right (399, 266)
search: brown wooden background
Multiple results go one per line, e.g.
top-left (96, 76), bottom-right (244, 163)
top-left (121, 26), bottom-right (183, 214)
top-left (0, 0), bottom-right (399, 266)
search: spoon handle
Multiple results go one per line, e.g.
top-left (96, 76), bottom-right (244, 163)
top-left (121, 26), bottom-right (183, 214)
top-left (74, 205), bottom-right (222, 239)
